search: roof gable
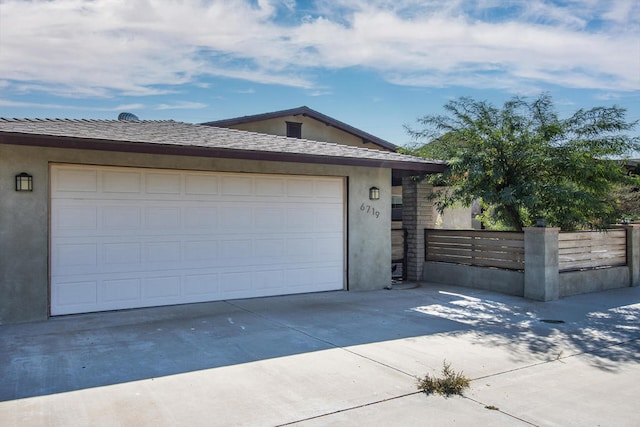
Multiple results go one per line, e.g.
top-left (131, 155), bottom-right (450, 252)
top-left (201, 106), bottom-right (398, 152)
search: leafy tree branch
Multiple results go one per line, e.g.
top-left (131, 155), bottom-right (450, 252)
top-left (403, 94), bottom-right (640, 231)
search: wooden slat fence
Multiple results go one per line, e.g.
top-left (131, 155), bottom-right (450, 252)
top-left (425, 229), bottom-right (525, 271)
top-left (558, 229), bottom-right (627, 272)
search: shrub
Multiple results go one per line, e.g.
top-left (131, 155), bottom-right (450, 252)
top-left (417, 360), bottom-right (470, 396)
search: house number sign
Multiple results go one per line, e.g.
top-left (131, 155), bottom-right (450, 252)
top-left (360, 202), bottom-right (380, 219)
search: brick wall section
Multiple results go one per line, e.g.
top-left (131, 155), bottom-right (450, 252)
top-left (402, 177), bottom-right (435, 281)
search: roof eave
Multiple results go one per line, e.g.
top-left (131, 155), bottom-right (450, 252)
top-left (0, 132), bottom-right (444, 174)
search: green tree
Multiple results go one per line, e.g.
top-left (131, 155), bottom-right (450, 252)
top-left (613, 165), bottom-right (640, 222)
top-left (404, 94), bottom-right (640, 231)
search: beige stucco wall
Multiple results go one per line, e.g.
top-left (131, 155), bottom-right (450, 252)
top-left (393, 186), bottom-right (473, 230)
top-left (0, 143), bottom-right (391, 323)
top-left (223, 116), bottom-right (394, 152)
top-left (432, 205), bottom-right (473, 229)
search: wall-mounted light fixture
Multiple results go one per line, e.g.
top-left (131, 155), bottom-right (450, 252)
top-left (369, 186), bottom-right (380, 200)
top-left (15, 172), bottom-right (33, 192)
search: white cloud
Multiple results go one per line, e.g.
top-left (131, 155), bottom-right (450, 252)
top-left (0, 99), bottom-right (145, 112)
top-left (307, 89), bottom-right (332, 97)
top-left (294, 6), bottom-right (638, 90)
top-left (113, 104), bottom-right (146, 111)
top-left (0, 0), bottom-right (637, 98)
top-left (155, 101), bottom-right (207, 110)
top-left (594, 92), bottom-right (623, 101)
top-left (0, 99), bottom-right (72, 109)
top-left (602, 0), bottom-right (638, 23)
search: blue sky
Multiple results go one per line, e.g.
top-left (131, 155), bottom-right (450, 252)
top-left (0, 0), bottom-right (638, 150)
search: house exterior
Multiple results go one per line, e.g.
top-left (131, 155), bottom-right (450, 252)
top-left (204, 106), bottom-right (474, 280)
top-left (205, 107), bottom-right (416, 277)
top-left (204, 107), bottom-right (410, 222)
top-left (204, 107), bottom-right (475, 230)
top-left (0, 117), bottom-right (444, 324)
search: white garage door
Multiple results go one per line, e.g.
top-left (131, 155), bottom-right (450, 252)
top-left (50, 164), bottom-right (344, 315)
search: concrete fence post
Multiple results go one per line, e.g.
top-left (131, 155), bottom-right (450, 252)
top-left (524, 227), bottom-right (560, 301)
top-left (625, 224), bottom-right (640, 287)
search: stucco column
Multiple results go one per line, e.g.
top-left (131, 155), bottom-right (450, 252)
top-left (625, 224), bottom-right (640, 287)
top-left (402, 177), bottom-right (433, 282)
top-left (524, 227), bottom-right (560, 301)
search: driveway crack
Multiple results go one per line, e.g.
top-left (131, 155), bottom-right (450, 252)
top-left (274, 391), bottom-right (423, 426)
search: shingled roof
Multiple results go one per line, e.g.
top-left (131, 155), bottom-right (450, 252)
top-left (0, 118), bottom-right (445, 174)
top-left (201, 106), bottom-right (398, 151)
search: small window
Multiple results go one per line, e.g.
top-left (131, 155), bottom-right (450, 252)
top-left (286, 122), bottom-right (302, 139)
top-left (391, 195), bottom-right (403, 209)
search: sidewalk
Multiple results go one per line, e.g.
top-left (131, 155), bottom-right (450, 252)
top-left (1, 283), bottom-right (638, 426)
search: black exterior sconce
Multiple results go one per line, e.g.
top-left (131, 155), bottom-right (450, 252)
top-left (15, 172), bottom-right (33, 192)
top-left (369, 186), bottom-right (380, 200)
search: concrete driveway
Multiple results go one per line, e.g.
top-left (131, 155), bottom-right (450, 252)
top-left (1, 283), bottom-right (639, 426)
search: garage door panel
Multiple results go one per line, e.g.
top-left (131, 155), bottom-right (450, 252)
top-left (51, 165), bottom-right (344, 315)
top-left (145, 241), bottom-right (182, 266)
top-left (103, 170), bottom-right (142, 193)
top-left (315, 266), bottom-right (344, 285)
top-left (145, 173), bottom-right (181, 194)
top-left (220, 239), bottom-right (253, 261)
top-left (254, 239), bottom-right (285, 258)
top-left (184, 240), bottom-right (219, 262)
top-left (184, 206), bottom-right (218, 229)
top-left (146, 207), bottom-right (181, 229)
top-left (184, 274), bottom-right (219, 296)
top-left (287, 238), bottom-right (315, 258)
top-left (286, 207), bottom-right (315, 229)
top-left (103, 278), bottom-right (141, 303)
top-left (143, 276), bottom-right (181, 299)
top-left (254, 270), bottom-right (285, 290)
top-left (222, 176), bottom-right (253, 196)
top-left (255, 207), bottom-right (285, 230)
top-left (316, 237), bottom-right (344, 260)
top-left (54, 280), bottom-right (98, 307)
top-left (286, 268), bottom-right (315, 288)
top-left (255, 177), bottom-right (285, 196)
top-left (221, 206), bottom-right (253, 229)
top-left (103, 242), bottom-right (141, 266)
top-left (53, 167), bottom-right (98, 193)
top-left (55, 243), bottom-right (98, 270)
top-left (185, 174), bottom-right (219, 195)
top-left (103, 206), bottom-right (142, 230)
top-left (54, 205), bottom-right (98, 232)
top-left (287, 179), bottom-right (315, 197)
top-left (220, 272), bottom-right (253, 294)
top-left (316, 207), bottom-right (343, 231)
top-left (316, 179), bottom-right (343, 199)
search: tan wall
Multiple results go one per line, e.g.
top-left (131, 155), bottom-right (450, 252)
top-left (224, 116), bottom-right (394, 152)
top-left (392, 184), bottom-right (474, 230)
top-left (432, 205), bottom-right (473, 229)
top-left (0, 143), bottom-right (391, 323)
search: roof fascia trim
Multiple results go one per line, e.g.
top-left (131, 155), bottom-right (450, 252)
top-left (0, 132), bottom-right (445, 173)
